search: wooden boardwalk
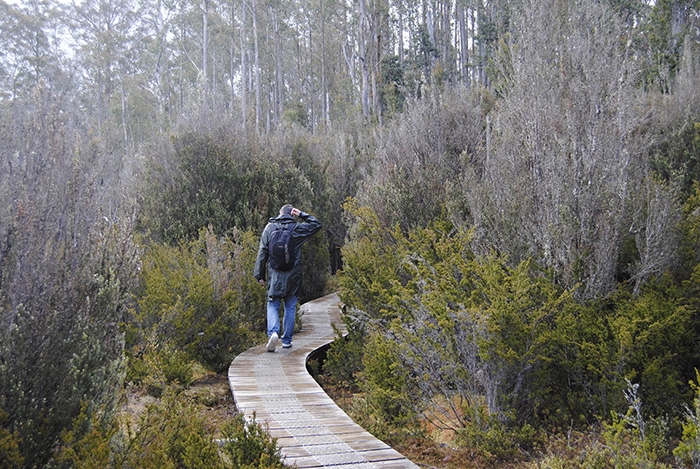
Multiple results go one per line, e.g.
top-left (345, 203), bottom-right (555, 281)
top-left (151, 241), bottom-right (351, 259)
top-left (228, 293), bottom-right (420, 468)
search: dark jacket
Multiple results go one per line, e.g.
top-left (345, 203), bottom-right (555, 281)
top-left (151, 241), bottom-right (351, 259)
top-left (253, 212), bottom-right (322, 298)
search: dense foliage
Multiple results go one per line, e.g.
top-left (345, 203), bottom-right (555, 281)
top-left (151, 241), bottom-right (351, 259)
top-left (1, 0), bottom-right (699, 466)
top-left (332, 194), bottom-right (700, 463)
top-left (322, 4), bottom-right (700, 464)
top-left (0, 89), bottom-right (142, 468)
top-left (51, 387), bottom-right (286, 469)
top-left (132, 227), bottom-right (266, 374)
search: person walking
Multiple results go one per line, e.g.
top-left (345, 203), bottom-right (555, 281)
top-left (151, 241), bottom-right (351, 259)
top-left (254, 204), bottom-right (322, 352)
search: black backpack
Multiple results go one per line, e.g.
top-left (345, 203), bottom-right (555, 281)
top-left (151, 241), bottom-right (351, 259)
top-left (268, 223), bottom-right (295, 271)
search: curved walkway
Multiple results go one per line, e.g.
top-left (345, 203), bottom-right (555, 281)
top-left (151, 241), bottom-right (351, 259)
top-left (228, 293), bottom-right (419, 468)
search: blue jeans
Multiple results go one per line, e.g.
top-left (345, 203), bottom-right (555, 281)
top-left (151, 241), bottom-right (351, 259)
top-left (267, 295), bottom-right (297, 345)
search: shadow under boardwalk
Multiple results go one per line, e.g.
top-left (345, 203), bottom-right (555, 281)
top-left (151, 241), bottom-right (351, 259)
top-left (228, 293), bottom-right (420, 468)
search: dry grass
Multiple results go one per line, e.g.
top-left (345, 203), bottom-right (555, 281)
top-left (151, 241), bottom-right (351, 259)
top-left (120, 371), bottom-right (236, 439)
top-left (184, 372), bottom-right (238, 438)
top-left (316, 376), bottom-right (496, 468)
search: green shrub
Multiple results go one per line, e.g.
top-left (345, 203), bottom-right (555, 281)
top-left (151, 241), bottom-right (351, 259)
top-left (337, 199), bottom-right (410, 323)
top-left (52, 405), bottom-right (117, 469)
top-left (339, 204), bottom-right (574, 429)
top-left (125, 352), bottom-right (151, 386)
top-left (136, 227), bottom-right (265, 373)
top-left (0, 410), bottom-right (23, 469)
top-left (591, 381), bottom-right (673, 467)
top-left (159, 345), bottom-right (195, 387)
top-left (526, 456), bottom-right (574, 469)
top-left (54, 388), bottom-right (289, 469)
top-left (118, 388), bottom-right (223, 469)
top-left (608, 281), bottom-right (694, 416)
top-left (347, 395), bottom-right (393, 443)
top-left (140, 131), bottom-right (320, 244)
top-left (457, 410), bottom-right (540, 462)
top-left (220, 413), bottom-right (286, 469)
top-left (679, 182), bottom-right (700, 286)
top-left (124, 341), bottom-right (192, 398)
top-left (650, 123), bottom-right (700, 200)
top-left (361, 332), bottom-right (416, 428)
top-left (324, 310), bottom-right (366, 387)
top-left (538, 277), bottom-right (696, 424)
top-left (338, 201), bottom-right (699, 465)
top-left (674, 371), bottom-right (700, 468)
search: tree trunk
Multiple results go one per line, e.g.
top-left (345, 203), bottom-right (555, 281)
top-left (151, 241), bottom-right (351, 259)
top-left (458, 1), bottom-right (469, 85)
top-left (442, 0), bottom-right (451, 79)
top-left (240, 0), bottom-right (248, 131)
top-left (202, 0), bottom-right (209, 101)
top-left (252, 0), bottom-right (261, 134)
top-left (230, 3), bottom-right (236, 114)
top-left (359, 0), bottom-right (371, 121)
top-left (321, 0), bottom-right (329, 128)
top-left (272, 8), bottom-right (283, 127)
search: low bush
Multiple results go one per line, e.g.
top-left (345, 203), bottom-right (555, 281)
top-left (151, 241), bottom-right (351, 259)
top-left (457, 412), bottom-right (540, 462)
top-left (0, 410), bottom-right (23, 468)
top-left (335, 202), bottom-right (700, 464)
top-left (54, 386), bottom-right (290, 469)
top-left (674, 371), bottom-right (700, 467)
top-left (119, 388), bottom-right (223, 468)
top-left (324, 310), bottom-right (366, 387)
top-left (220, 413), bottom-right (286, 469)
top-left (134, 227), bottom-right (265, 373)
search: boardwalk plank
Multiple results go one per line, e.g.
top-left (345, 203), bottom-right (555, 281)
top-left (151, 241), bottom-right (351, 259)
top-left (228, 293), bottom-right (419, 468)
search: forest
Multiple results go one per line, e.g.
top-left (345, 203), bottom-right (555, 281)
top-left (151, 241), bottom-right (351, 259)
top-left (1, 0), bottom-right (700, 466)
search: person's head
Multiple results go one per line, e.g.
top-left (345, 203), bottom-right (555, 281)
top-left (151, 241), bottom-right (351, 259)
top-left (280, 204), bottom-right (293, 216)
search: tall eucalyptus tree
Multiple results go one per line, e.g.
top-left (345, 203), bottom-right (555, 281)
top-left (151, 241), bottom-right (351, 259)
top-left (69, 0), bottom-right (139, 135)
top-left (0, 0), bottom-right (67, 100)
top-left (135, 0), bottom-right (177, 129)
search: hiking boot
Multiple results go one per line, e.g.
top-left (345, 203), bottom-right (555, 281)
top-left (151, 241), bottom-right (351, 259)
top-left (266, 332), bottom-right (278, 352)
